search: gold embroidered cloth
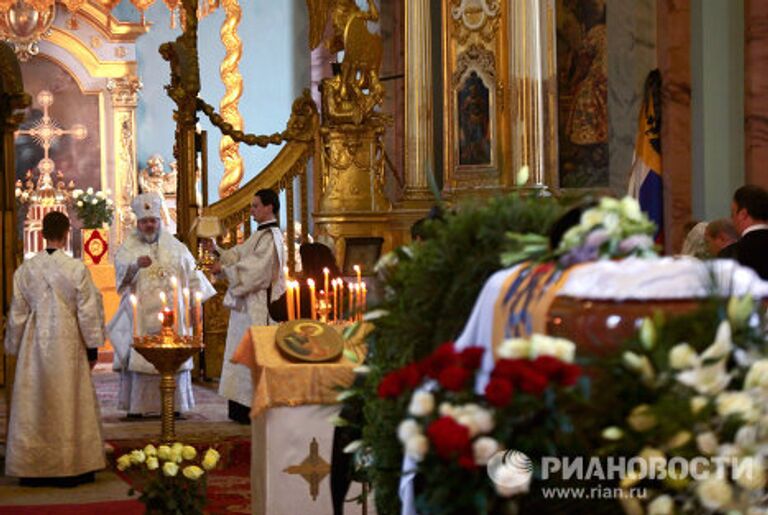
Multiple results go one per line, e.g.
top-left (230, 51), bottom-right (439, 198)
top-left (231, 323), bottom-right (369, 417)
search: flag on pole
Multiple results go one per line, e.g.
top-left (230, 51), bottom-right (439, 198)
top-left (628, 69), bottom-right (663, 243)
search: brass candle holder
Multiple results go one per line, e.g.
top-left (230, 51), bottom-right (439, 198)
top-left (132, 314), bottom-right (203, 443)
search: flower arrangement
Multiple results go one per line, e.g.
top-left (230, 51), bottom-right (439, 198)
top-left (502, 196), bottom-right (658, 268)
top-left (370, 337), bottom-right (583, 514)
top-left (598, 296), bottom-right (768, 514)
top-left (72, 187), bottom-right (114, 229)
top-left (115, 441), bottom-right (220, 515)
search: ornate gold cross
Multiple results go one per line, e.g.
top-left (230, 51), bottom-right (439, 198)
top-left (283, 437), bottom-right (331, 501)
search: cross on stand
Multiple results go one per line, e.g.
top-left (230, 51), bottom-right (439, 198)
top-left (15, 89), bottom-right (88, 177)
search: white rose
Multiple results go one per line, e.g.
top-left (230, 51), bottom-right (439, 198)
top-left (72, 189), bottom-right (83, 198)
top-left (580, 209), bottom-right (605, 229)
top-left (14, 188), bottom-right (21, 197)
top-left (202, 448), bottom-right (220, 470)
top-left (647, 494), bottom-right (674, 515)
top-left (529, 334), bottom-right (559, 359)
top-left (162, 461), bottom-right (179, 477)
top-left (181, 445), bottom-right (197, 460)
top-left (552, 338), bottom-right (576, 363)
top-left (716, 392), bottom-right (756, 422)
top-left (116, 454), bottom-right (132, 471)
top-left (129, 449), bottom-right (146, 464)
top-left (107, 199), bottom-right (114, 205)
top-left (438, 402), bottom-right (455, 417)
top-left (86, 187), bottom-right (94, 195)
top-left (146, 456), bottom-right (159, 470)
top-left (472, 408), bottom-right (495, 434)
top-left (472, 437), bottom-right (500, 466)
top-left (457, 413), bottom-right (480, 437)
top-left (408, 391), bottom-right (435, 417)
top-left (397, 419), bottom-right (421, 444)
top-left (599, 197), bottom-right (621, 211)
top-left (735, 425), bottom-right (757, 449)
top-left (493, 466), bottom-right (531, 497)
top-left (669, 343), bottom-right (699, 369)
top-left (690, 396), bottom-right (709, 415)
top-left (76, 200), bottom-right (83, 207)
top-left (91, 198), bottom-right (98, 205)
top-left (182, 465), bottom-right (205, 480)
top-left (666, 430), bottom-right (692, 449)
top-left (169, 448), bottom-right (183, 463)
top-left (601, 212), bottom-right (621, 234)
top-left (744, 360), bottom-right (768, 390)
top-left (696, 432), bottom-right (719, 455)
top-left (143, 444), bottom-right (157, 457)
top-left (696, 477), bottom-right (733, 511)
top-left (498, 338), bottom-right (530, 359)
top-left (96, 191), bottom-right (105, 199)
top-left (620, 196), bottom-right (643, 221)
top-left (734, 456), bottom-right (766, 490)
top-left (157, 445), bottom-right (172, 460)
top-left (404, 434), bottom-right (428, 462)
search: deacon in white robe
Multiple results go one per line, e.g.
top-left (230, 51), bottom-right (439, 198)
top-left (209, 189), bottom-right (285, 421)
top-left (4, 212), bottom-right (106, 482)
top-left (108, 192), bottom-right (215, 416)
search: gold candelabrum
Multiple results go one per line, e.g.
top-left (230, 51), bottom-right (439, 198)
top-left (132, 309), bottom-right (203, 442)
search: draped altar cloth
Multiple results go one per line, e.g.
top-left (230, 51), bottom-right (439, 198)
top-left (231, 324), bottom-right (373, 515)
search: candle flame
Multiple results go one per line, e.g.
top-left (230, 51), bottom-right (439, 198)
top-left (353, 265), bottom-right (360, 274)
top-left (170, 276), bottom-right (178, 287)
top-left (130, 294), bottom-right (137, 306)
top-left (307, 278), bottom-right (315, 288)
top-left (194, 291), bottom-right (203, 301)
top-left (182, 287), bottom-right (190, 296)
top-left (158, 312), bottom-right (164, 322)
top-left (159, 291), bottom-right (167, 303)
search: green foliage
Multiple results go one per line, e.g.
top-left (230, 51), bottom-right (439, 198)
top-left (360, 193), bottom-right (565, 514)
top-left (134, 475), bottom-right (207, 515)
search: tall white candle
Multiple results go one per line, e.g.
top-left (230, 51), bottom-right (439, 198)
top-left (182, 287), bottom-right (191, 335)
top-left (194, 291), bottom-right (203, 339)
top-left (170, 276), bottom-right (180, 333)
top-left (130, 294), bottom-right (138, 338)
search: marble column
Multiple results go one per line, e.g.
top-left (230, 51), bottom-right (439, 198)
top-left (607, 0), bottom-right (657, 194)
top-left (658, 0), bottom-right (692, 254)
top-left (745, 0), bottom-right (768, 190)
top-left (402, 0), bottom-right (433, 204)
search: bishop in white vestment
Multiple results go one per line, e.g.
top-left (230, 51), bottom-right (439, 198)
top-left (210, 189), bottom-right (285, 421)
top-left (4, 212), bottom-right (106, 483)
top-left (108, 193), bottom-right (215, 416)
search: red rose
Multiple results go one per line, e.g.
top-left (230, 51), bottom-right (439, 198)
top-left (426, 416), bottom-right (471, 459)
top-left (459, 347), bottom-right (485, 370)
top-left (491, 359), bottom-right (531, 381)
top-left (558, 363), bottom-right (582, 387)
top-left (377, 371), bottom-right (403, 399)
top-left (485, 377), bottom-right (514, 407)
top-left (517, 368), bottom-right (549, 396)
top-left (458, 449), bottom-right (477, 470)
top-left (438, 365), bottom-right (471, 391)
top-left (420, 342), bottom-right (460, 378)
top-left (400, 363), bottom-right (423, 389)
top-left (532, 355), bottom-right (564, 379)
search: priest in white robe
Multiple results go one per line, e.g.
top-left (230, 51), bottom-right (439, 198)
top-left (208, 189), bottom-right (286, 423)
top-left (4, 212), bottom-right (106, 485)
top-left (108, 192), bottom-right (215, 416)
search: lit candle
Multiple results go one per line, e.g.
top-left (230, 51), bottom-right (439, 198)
top-left (361, 281), bottom-right (367, 319)
top-left (308, 279), bottom-right (317, 320)
top-left (284, 266), bottom-right (290, 283)
top-left (182, 287), bottom-right (191, 334)
top-left (354, 283), bottom-right (361, 321)
top-left (294, 281), bottom-right (301, 319)
top-left (332, 279), bottom-right (339, 322)
top-left (338, 280), bottom-right (344, 321)
top-left (323, 267), bottom-right (330, 300)
top-left (353, 264), bottom-right (361, 286)
top-left (194, 291), bottom-right (203, 338)
top-left (158, 312), bottom-right (164, 325)
top-left (170, 277), bottom-right (180, 332)
top-left (286, 280), bottom-right (295, 320)
top-left (130, 294), bottom-right (138, 338)
top-left (159, 291), bottom-right (167, 310)
top-left (348, 282), bottom-right (354, 322)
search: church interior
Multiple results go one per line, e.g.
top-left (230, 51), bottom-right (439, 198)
top-left (1, 0), bottom-right (768, 514)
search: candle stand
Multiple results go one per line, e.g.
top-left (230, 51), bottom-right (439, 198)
top-left (132, 314), bottom-right (203, 442)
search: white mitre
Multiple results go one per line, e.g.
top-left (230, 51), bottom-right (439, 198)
top-left (131, 192), bottom-right (163, 221)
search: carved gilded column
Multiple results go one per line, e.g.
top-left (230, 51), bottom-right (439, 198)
top-left (106, 75), bottom-right (142, 251)
top-left (507, 0), bottom-right (558, 188)
top-left (402, 0), bottom-right (433, 204)
top-left (745, 0), bottom-right (768, 190)
top-left (217, 0), bottom-right (244, 198)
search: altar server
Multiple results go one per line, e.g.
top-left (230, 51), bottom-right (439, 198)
top-left (5, 211), bottom-right (105, 485)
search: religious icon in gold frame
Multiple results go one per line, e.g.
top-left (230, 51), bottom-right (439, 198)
top-left (275, 320), bottom-right (344, 363)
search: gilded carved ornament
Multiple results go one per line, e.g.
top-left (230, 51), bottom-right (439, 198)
top-left (107, 75), bottom-right (143, 107)
top-left (451, 0), bottom-right (500, 44)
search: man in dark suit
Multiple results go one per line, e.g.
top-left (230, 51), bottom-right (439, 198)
top-left (728, 185), bottom-right (768, 279)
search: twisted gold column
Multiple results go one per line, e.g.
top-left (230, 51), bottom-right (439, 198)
top-left (217, 0), bottom-right (244, 198)
top-left (160, 372), bottom-right (177, 442)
